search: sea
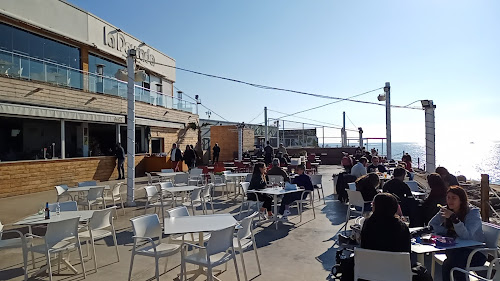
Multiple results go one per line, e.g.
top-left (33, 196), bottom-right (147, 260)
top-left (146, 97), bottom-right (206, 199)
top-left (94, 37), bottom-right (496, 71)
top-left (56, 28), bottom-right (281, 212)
top-left (325, 141), bottom-right (500, 184)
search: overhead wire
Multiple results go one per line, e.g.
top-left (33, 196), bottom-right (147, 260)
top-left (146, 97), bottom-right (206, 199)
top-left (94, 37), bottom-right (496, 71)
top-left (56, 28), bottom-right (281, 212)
top-left (345, 113), bottom-right (357, 129)
top-left (267, 109), bottom-right (344, 128)
top-left (247, 110), bottom-right (264, 124)
top-left (173, 86), bottom-right (230, 122)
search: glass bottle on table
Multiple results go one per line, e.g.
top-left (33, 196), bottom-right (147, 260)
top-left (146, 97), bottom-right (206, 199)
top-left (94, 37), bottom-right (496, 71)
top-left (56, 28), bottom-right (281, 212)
top-left (56, 202), bottom-right (61, 216)
top-left (44, 202), bottom-right (50, 220)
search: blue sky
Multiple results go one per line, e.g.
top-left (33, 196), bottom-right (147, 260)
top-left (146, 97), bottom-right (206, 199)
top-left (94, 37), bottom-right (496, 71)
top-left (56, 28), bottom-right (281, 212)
top-left (70, 0), bottom-right (500, 143)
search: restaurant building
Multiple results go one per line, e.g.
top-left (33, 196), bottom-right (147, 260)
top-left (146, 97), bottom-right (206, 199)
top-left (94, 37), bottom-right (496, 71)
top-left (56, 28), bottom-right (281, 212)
top-left (0, 0), bottom-right (199, 198)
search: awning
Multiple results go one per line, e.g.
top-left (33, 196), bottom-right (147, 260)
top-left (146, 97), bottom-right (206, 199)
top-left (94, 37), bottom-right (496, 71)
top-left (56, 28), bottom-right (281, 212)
top-left (0, 102), bottom-right (125, 123)
top-left (136, 117), bottom-right (184, 129)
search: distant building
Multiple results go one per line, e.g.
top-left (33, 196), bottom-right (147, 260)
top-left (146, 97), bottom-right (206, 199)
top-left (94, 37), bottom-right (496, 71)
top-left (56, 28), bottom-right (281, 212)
top-left (280, 129), bottom-right (319, 147)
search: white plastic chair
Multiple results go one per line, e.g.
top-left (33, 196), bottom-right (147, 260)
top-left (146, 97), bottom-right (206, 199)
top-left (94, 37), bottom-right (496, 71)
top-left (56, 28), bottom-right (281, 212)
top-left (146, 172), bottom-right (161, 185)
top-left (174, 173), bottom-right (189, 186)
top-left (181, 225), bottom-right (241, 281)
top-left (188, 168), bottom-right (203, 186)
top-left (78, 207), bottom-right (119, 271)
top-left (161, 169), bottom-right (174, 173)
top-left (451, 258), bottom-right (500, 281)
top-left (234, 212), bottom-right (261, 281)
top-left (348, 182), bottom-right (357, 191)
top-left (405, 180), bottom-right (420, 192)
top-left (28, 217), bottom-right (86, 281)
top-left (210, 173), bottom-right (227, 198)
top-left (354, 248), bottom-right (412, 281)
top-left (342, 190), bottom-right (371, 234)
top-left (97, 182), bottom-right (125, 216)
top-left (0, 221), bottom-right (31, 281)
top-left (291, 190), bottom-right (316, 222)
top-left (432, 222), bottom-right (500, 279)
top-left (166, 206), bottom-right (211, 246)
top-left (244, 174), bottom-right (253, 182)
top-left (267, 175), bottom-right (284, 185)
top-left (310, 174), bottom-right (325, 204)
top-left (238, 182), bottom-right (261, 219)
top-left (78, 181), bottom-right (97, 187)
top-left (128, 214), bottom-right (181, 281)
top-left (201, 184), bottom-right (215, 214)
top-left (48, 201), bottom-right (77, 212)
top-left (144, 185), bottom-right (173, 225)
top-left (76, 186), bottom-right (105, 210)
top-left (55, 185), bottom-right (72, 202)
top-left (182, 188), bottom-right (203, 216)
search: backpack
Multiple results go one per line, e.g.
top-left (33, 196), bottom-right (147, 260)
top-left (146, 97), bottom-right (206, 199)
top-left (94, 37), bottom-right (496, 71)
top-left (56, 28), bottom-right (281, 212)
top-left (336, 172), bottom-right (357, 203)
top-left (331, 248), bottom-right (354, 281)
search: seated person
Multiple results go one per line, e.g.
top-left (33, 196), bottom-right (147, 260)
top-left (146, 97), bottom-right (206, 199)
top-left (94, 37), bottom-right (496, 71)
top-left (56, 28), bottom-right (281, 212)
top-left (421, 173), bottom-right (448, 224)
top-left (351, 157), bottom-right (368, 179)
top-left (367, 156), bottom-right (387, 173)
top-left (341, 152), bottom-right (353, 173)
top-left (278, 164), bottom-right (313, 220)
top-left (247, 162), bottom-right (274, 219)
top-left (361, 193), bottom-right (411, 252)
top-left (276, 152), bottom-right (289, 166)
top-left (355, 173), bottom-right (380, 211)
top-left (267, 158), bottom-right (290, 182)
top-left (429, 186), bottom-right (486, 281)
top-left (435, 166), bottom-right (459, 188)
top-left (383, 167), bottom-right (417, 224)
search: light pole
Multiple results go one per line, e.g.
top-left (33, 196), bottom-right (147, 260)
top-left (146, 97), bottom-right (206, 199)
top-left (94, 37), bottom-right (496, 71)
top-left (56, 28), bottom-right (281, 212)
top-left (126, 49), bottom-right (136, 206)
top-left (421, 100), bottom-right (436, 173)
top-left (378, 82), bottom-right (391, 160)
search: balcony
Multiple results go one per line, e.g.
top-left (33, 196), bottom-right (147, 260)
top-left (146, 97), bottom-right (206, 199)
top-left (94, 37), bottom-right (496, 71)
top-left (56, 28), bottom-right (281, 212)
top-left (0, 49), bottom-right (195, 114)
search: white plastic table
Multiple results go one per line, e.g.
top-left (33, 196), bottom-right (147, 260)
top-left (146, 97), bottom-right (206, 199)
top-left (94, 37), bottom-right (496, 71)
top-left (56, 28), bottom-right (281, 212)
top-left (153, 171), bottom-right (185, 181)
top-left (163, 214), bottom-right (237, 280)
top-left (225, 173), bottom-right (251, 199)
top-left (411, 238), bottom-right (484, 264)
top-left (252, 187), bottom-right (305, 229)
top-left (66, 185), bottom-right (110, 193)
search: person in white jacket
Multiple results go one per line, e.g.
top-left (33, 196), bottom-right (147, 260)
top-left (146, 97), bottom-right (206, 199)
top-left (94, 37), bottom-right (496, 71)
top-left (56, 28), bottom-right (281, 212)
top-left (429, 186), bottom-right (486, 281)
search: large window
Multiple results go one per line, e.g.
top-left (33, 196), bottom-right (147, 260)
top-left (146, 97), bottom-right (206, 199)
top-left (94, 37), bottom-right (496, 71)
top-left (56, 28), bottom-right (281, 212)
top-left (0, 22), bottom-right (81, 88)
top-left (88, 54), bottom-right (126, 97)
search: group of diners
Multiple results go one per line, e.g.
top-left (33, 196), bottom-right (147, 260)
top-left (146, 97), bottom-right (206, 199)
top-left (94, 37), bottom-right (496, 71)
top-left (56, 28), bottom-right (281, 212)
top-left (349, 161), bottom-right (485, 281)
top-left (247, 158), bottom-right (314, 221)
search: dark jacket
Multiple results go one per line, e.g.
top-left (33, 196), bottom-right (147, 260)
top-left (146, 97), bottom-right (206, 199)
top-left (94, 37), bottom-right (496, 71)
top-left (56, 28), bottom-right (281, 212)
top-left (421, 195), bottom-right (446, 224)
top-left (213, 145), bottom-right (220, 155)
top-left (367, 164), bottom-right (387, 173)
top-left (361, 215), bottom-right (411, 253)
top-left (292, 174), bottom-right (314, 191)
top-left (383, 179), bottom-right (412, 201)
top-left (267, 166), bottom-right (290, 182)
top-left (115, 146), bottom-right (125, 160)
top-left (248, 173), bottom-right (267, 191)
top-left (356, 181), bottom-right (378, 202)
top-left (171, 148), bottom-right (183, 162)
top-left (183, 149), bottom-right (195, 165)
top-left (264, 145), bottom-right (274, 159)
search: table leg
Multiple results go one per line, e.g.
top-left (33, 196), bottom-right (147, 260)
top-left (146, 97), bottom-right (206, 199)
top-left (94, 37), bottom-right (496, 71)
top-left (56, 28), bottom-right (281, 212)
top-left (274, 194), bottom-right (279, 230)
top-left (417, 253), bottom-right (424, 264)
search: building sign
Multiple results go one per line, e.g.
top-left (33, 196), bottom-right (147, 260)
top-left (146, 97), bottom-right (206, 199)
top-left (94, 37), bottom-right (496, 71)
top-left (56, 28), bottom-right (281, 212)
top-left (104, 27), bottom-right (155, 66)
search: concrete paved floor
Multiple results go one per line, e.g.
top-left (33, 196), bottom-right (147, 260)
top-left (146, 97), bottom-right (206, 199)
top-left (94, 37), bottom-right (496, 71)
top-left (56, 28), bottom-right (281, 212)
top-left (0, 166), bottom-right (442, 281)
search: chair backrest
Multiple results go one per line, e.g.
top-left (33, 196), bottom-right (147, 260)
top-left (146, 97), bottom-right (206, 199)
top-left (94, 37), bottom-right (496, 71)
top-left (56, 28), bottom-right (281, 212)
top-left (201, 184), bottom-right (212, 198)
top-left (174, 173), bottom-right (189, 185)
top-left (166, 206), bottom-right (190, 218)
top-left (159, 182), bottom-right (174, 189)
top-left (48, 201), bottom-right (77, 212)
top-left (354, 248), bottom-right (412, 281)
top-left (190, 188), bottom-right (202, 201)
top-left (111, 182), bottom-right (123, 197)
top-left (87, 186), bottom-right (105, 201)
top-left (55, 185), bottom-right (68, 196)
top-left (405, 180), bottom-right (420, 192)
top-left (206, 225), bottom-right (236, 256)
top-left (347, 190), bottom-right (367, 208)
top-left (78, 181), bottom-right (97, 187)
top-left (45, 217), bottom-right (80, 249)
top-left (268, 175), bottom-right (284, 184)
top-left (290, 158), bottom-right (300, 165)
top-left (144, 185), bottom-right (159, 200)
top-left (146, 172), bottom-right (154, 182)
top-left (241, 182), bottom-right (250, 194)
top-left (130, 214), bottom-right (162, 240)
top-left (310, 174), bottom-right (322, 185)
top-left (245, 174), bottom-right (252, 182)
top-left (189, 168), bottom-right (203, 177)
top-left (483, 222), bottom-right (500, 248)
top-left (161, 169), bottom-right (174, 173)
top-left (89, 207), bottom-right (115, 230)
top-left (348, 182), bottom-right (357, 191)
top-left (237, 212), bottom-right (258, 240)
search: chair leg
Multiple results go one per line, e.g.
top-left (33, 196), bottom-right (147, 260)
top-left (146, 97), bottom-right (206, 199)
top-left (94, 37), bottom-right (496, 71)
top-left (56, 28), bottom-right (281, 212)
top-left (91, 238), bottom-right (97, 271)
top-left (299, 202), bottom-right (303, 222)
top-left (128, 250), bottom-right (135, 281)
top-left (155, 257), bottom-right (160, 281)
top-left (210, 199), bottom-right (215, 214)
top-left (253, 245), bottom-right (262, 275)
top-left (321, 187), bottom-right (326, 204)
top-left (164, 256), bottom-right (169, 273)
top-left (21, 243), bottom-right (28, 281)
top-left (431, 256), bottom-right (436, 279)
top-left (57, 253), bottom-right (61, 274)
top-left (180, 248), bottom-right (185, 281)
top-left (233, 253), bottom-right (241, 281)
top-left (311, 198), bottom-right (316, 219)
top-left (77, 244), bottom-right (86, 279)
top-left (121, 197), bottom-right (126, 215)
top-left (113, 232), bottom-right (120, 262)
top-left (46, 251), bottom-right (53, 281)
top-left (238, 248), bottom-right (248, 281)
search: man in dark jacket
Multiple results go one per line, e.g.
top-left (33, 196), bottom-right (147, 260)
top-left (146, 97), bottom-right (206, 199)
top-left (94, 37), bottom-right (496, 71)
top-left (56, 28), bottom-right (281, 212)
top-left (170, 143), bottom-right (183, 172)
top-left (263, 141), bottom-right (274, 165)
top-left (212, 143), bottom-right (220, 163)
top-left (267, 158), bottom-right (290, 182)
top-left (279, 165), bottom-right (313, 219)
top-left (115, 143), bottom-right (125, 180)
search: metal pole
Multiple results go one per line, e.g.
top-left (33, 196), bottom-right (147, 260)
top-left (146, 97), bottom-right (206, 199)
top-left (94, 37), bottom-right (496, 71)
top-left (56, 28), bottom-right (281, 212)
top-left (302, 123), bottom-right (305, 147)
top-left (424, 100), bottom-right (436, 173)
top-left (282, 120), bottom-right (285, 146)
top-left (60, 120), bottom-right (65, 159)
top-left (322, 126), bottom-right (325, 148)
top-left (238, 124), bottom-right (243, 161)
top-left (126, 49), bottom-right (136, 206)
top-left (264, 107), bottom-right (268, 144)
top-left (195, 95), bottom-right (199, 115)
top-left (384, 82), bottom-right (392, 160)
top-left (358, 127), bottom-right (363, 148)
top-left (342, 112), bottom-right (346, 147)
top-left (481, 174), bottom-right (490, 222)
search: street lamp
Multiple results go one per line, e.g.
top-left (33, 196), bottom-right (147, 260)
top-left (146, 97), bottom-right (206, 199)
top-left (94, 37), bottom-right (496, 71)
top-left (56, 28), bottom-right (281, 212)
top-left (421, 100), bottom-right (436, 173)
top-left (377, 82), bottom-right (391, 160)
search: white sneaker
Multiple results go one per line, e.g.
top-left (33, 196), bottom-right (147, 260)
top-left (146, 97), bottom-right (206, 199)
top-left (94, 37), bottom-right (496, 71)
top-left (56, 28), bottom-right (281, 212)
top-left (283, 210), bottom-right (292, 217)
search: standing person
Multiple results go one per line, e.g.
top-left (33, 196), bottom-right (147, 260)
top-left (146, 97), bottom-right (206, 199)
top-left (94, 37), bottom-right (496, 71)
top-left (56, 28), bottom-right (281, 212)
top-left (263, 141), bottom-right (274, 165)
top-left (429, 186), bottom-right (486, 281)
top-left (247, 162), bottom-right (274, 219)
top-left (170, 143), bottom-right (183, 172)
top-left (279, 164), bottom-right (313, 220)
top-left (341, 152), bottom-right (353, 173)
top-left (436, 166), bottom-right (459, 188)
top-left (190, 144), bottom-right (197, 167)
top-left (115, 143), bottom-right (125, 180)
top-left (212, 143), bottom-right (220, 163)
top-left (421, 173), bottom-right (448, 224)
top-left (277, 143), bottom-right (287, 155)
top-left (367, 156), bottom-right (387, 173)
top-left (183, 145), bottom-right (195, 170)
top-left (351, 157), bottom-right (368, 179)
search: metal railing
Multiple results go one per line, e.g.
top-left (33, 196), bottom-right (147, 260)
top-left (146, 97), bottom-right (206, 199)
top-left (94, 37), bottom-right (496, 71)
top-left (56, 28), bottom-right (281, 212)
top-left (0, 49), bottom-right (195, 114)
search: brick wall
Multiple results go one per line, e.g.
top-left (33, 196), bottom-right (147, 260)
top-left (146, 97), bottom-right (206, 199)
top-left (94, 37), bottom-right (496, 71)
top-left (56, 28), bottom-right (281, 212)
top-left (149, 126), bottom-right (199, 153)
top-left (210, 126), bottom-right (254, 161)
top-left (0, 155), bottom-right (145, 198)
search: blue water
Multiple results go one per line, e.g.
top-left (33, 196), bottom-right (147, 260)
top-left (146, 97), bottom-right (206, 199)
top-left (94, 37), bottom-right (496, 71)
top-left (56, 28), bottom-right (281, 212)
top-left (326, 141), bottom-right (500, 184)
